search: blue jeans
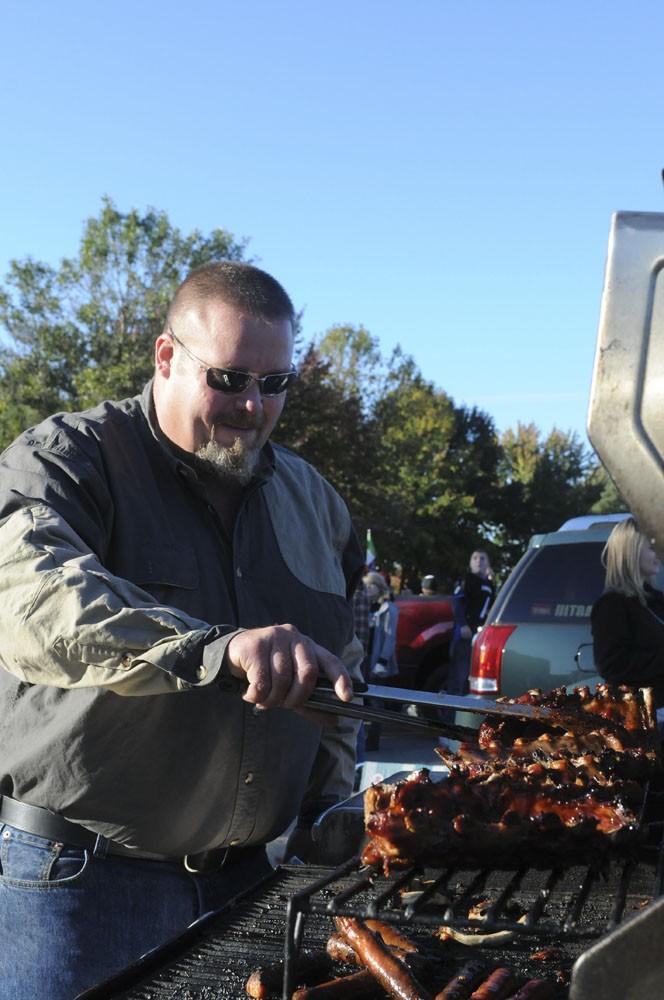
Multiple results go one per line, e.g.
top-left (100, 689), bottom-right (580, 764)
top-left (0, 822), bottom-right (272, 1000)
top-left (438, 637), bottom-right (472, 724)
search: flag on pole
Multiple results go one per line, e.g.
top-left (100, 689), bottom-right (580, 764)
top-left (365, 528), bottom-right (377, 568)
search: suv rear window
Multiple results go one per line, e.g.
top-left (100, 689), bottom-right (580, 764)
top-left (499, 542), bottom-right (605, 624)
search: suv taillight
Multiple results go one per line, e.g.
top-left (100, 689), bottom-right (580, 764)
top-left (469, 624), bottom-right (517, 694)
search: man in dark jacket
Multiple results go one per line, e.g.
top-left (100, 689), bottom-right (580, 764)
top-left (443, 549), bottom-right (495, 708)
top-left (0, 261), bottom-right (363, 999)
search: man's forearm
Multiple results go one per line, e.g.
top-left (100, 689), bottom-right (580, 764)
top-left (0, 503), bottom-right (223, 695)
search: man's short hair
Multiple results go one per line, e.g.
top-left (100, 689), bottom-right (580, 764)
top-left (167, 261), bottom-right (295, 328)
top-left (421, 574), bottom-right (437, 592)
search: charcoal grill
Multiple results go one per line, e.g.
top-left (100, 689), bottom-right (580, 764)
top-left (77, 797), bottom-right (664, 1000)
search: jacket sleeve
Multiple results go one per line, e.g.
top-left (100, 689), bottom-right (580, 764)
top-left (591, 592), bottom-right (664, 687)
top-left (0, 504), bottom-right (234, 695)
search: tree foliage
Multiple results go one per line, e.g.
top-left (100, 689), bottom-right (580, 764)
top-left (0, 196), bottom-right (246, 440)
top-left (589, 465), bottom-right (628, 515)
top-left (272, 343), bottom-right (383, 517)
top-left (315, 324), bottom-right (383, 412)
top-left (492, 423), bottom-right (604, 569)
top-left (0, 199), bottom-right (610, 589)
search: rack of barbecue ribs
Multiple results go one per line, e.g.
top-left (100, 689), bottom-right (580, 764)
top-left (474, 685), bottom-right (660, 760)
top-left (362, 685), bottom-right (661, 871)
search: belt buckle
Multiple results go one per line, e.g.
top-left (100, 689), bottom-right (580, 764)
top-left (183, 848), bottom-right (230, 873)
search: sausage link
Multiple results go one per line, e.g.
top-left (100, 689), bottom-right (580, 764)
top-left (327, 930), bottom-right (430, 982)
top-left (334, 916), bottom-right (432, 1000)
top-left (504, 980), bottom-right (556, 1000)
top-left (434, 960), bottom-right (491, 1000)
top-left (292, 969), bottom-right (384, 999)
top-left (245, 950), bottom-right (333, 998)
top-left (326, 934), bottom-right (359, 965)
top-left (327, 931), bottom-right (419, 968)
top-left (469, 968), bottom-right (518, 1000)
top-left (365, 919), bottom-right (420, 953)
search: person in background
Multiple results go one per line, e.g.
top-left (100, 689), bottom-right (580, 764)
top-left (351, 576), bottom-right (371, 661)
top-left (362, 570), bottom-right (400, 751)
top-left (352, 576), bottom-right (372, 764)
top-left (0, 260), bottom-right (363, 999)
top-left (421, 573), bottom-right (438, 596)
top-left (591, 517), bottom-right (664, 708)
top-left (443, 549), bottom-right (495, 706)
top-left (457, 550), bottom-right (495, 637)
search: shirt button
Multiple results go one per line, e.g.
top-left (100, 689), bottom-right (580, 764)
top-left (196, 665), bottom-right (207, 681)
top-left (244, 772), bottom-right (254, 785)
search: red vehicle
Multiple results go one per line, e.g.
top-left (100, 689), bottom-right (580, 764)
top-left (394, 593), bottom-right (457, 692)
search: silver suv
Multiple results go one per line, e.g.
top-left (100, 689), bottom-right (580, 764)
top-left (462, 514), bottom-right (661, 713)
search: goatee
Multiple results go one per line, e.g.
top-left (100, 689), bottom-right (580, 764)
top-left (193, 426), bottom-right (262, 486)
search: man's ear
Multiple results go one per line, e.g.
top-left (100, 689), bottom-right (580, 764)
top-left (155, 332), bottom-right (175, 377)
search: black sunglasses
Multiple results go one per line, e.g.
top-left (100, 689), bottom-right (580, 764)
top-left (168, 328), bottom-right (297, 397)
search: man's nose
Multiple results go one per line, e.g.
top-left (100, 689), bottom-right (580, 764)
top-left (234, 383), bottom-right (263, 411)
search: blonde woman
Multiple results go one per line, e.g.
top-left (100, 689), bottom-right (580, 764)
top-left (591, 517), bottom-right (664, 706)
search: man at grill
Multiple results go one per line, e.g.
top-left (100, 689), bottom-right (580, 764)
top-left (0, 261), bottom-right (364, 999)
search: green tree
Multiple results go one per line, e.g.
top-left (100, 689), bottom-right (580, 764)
top-left (304, 327), bottom-right (504, 588)
top-left (372, 365), bottom-right (458, 572)
top-left (367, 353), bottom-right (501, 588)
top-left (494, 422), bottom-right (604, 570)
top-left (0, 197), bottom-right (246, 448)
top-left (316, 324), bottom-right (382, 411)
top-left (589, 464), bottom-right (628, 514)
top-left (443, 404), bottom-right (503, 552)
top-left (272, 342), bottom-right (382, 518)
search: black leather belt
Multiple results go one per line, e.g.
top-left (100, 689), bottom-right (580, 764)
top-left (0, 795), bottom-right (260, 873)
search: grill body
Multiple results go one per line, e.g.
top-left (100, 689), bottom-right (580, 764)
top-left (77, 825), bottom-right (664, 1000)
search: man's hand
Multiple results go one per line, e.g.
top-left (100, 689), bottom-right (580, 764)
top-left (224, 624), bottom-right (353, 710)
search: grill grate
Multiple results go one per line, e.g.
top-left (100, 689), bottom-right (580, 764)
top-left (283, 823), bottom-right (664, 997)
top-left (77, 826), bottom-right (664, 999)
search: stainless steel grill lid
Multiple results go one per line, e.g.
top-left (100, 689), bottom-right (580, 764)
top-left (588, 211), bottom-right (664, 552)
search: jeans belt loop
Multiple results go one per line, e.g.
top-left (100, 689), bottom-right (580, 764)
top-left (92, 833), bottom-right (110, 859)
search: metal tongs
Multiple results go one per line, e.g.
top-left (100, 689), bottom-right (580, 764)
top-left (308, 684), bottom-right (477, 742)
top-left (307, 680), bottom-right (594, 742)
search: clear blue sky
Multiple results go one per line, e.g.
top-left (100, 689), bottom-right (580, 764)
top-left (1, 0), bottom-right (663, 447)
